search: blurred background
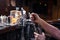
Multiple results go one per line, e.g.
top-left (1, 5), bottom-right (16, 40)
top-left (0, 0), bottom-right (60, 40)
top-left (0, 0), bottom-right (59, 20)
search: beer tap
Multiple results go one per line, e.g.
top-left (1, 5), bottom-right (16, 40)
top-left (21, 7), bottom-right (26, 26)
top-left (20, 7), bottom-right (26, 40)
top-left (25, 12), bottom-right (31, 40)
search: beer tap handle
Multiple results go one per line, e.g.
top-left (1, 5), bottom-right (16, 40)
top-left (33, 23), bottom-right (42, 34)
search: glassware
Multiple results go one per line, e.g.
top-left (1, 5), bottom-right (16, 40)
top-left (3, 16), bottom-right (8, 24)
top-left (0, 15), bottom-right (8, 27)
top-left (0, 16), bottom-right (1, 23)
top-left (10, 10), bottom-right (21, 25)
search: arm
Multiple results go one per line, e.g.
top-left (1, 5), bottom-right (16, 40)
top-left (31, 13), bottom-right (60, 40)
top-left (34, 32), bottom-right (45, 40)
top-left (38, 18), bottom-right (60, 40)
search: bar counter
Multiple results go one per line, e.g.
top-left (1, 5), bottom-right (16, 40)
top-left (0, 20), bottom-right (60, 40)
top-left (0, 23), bottom-right (35, 40)
top-left (0, 25), bottom-right (21, 34)
top-left (0, 25), bottom-right (23, 40)
top-left (0, 19), bottom-right (60, 34)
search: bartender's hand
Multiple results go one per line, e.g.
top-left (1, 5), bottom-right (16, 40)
top-left (30, 13), bottom-right (41, 23)
top-left (34, 32), bottom-right (45, 40)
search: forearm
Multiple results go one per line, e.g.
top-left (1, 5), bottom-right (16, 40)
top-left (37, 18), bottom-right (60, 40)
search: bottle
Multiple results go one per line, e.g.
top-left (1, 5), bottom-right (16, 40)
top-left (1, 15), bottom-right (3, 23)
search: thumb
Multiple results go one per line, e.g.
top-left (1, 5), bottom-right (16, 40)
top-left (34, 32), bottom-right (39, 38)
top-left (42, 32), bottom-right (45, 36)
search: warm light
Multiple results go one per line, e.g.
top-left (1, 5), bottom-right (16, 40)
top-left (11, 18), bottom-right (17, 24)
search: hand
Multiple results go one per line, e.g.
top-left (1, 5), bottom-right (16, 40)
top-left (30, 13), bottom-right (41, 23)
top-left (34, 32), bottom-right (45, 40)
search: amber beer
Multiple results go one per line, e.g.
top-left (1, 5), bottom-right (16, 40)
top-left (10, 10), bottom-right (21, 24)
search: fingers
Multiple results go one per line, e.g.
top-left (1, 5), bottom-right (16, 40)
top-left (30, 13), bottom-right (39, 22)
top-left (30, 14), bottom-right (35, 21)
top-left (30, 13), bottom-right (38, 18)
top-left (34, 32), bottom-right (39, 38)
top-left (34, 32), bottom-right (45, 38)
top-left (34, 32), bottom-right (39, 40)
top-left (30, 13), bottom-right (36, 20)
top-left (34, 32), bottom-right (45, 40)
top-left (42, 32), bottom-right (45, 36)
